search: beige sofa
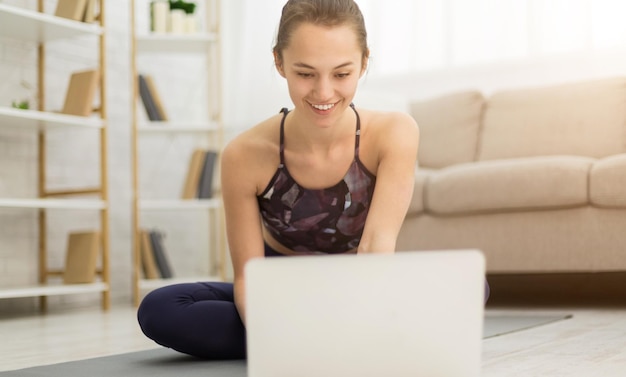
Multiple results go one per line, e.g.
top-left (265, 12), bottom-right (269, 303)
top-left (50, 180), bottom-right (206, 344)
top-left (397, 77), bottom-right (626, 275)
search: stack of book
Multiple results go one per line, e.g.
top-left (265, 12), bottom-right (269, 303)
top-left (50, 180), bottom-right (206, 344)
top-left (182, 148), bottom-right (218, 199)
top-left (54, 0), bottom-right (97, 23)
top-left (140, 229), bottom-right (173, 279)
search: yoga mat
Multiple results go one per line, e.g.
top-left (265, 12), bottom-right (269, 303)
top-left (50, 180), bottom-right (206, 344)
top-left (483, 312), bottom-right (573, 338)
top-left (3, 348), bottom-right (246, 377)
top-left (3, 314), bottom-right (571, 376)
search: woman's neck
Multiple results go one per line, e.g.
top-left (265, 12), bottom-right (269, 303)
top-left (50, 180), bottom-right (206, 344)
top-left (285, 107), bottom-right (356, 154)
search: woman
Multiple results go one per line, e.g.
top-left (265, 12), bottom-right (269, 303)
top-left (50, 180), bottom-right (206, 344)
top-left (137, 0), bottom-right (419, 359)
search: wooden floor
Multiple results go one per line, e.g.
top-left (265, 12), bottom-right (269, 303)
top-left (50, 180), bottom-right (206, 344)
top-left (482, 307), bottom-right (626, 376)
top-left (0, 303), bottom-right (625, 375)
top-left (0, 304), bottom-right (158, 372)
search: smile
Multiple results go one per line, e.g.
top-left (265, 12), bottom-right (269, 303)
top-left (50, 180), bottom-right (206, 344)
top-left (310, 103), bottom-right (336, 111)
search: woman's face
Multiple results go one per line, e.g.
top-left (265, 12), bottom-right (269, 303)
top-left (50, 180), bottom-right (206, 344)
top-left (276, 22), bottom-right (366, 127)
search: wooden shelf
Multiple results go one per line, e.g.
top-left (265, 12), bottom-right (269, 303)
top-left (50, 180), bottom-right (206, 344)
top-left (139, 275), bottom-right (223, 291)
top-left (0, 198), bottom-right (106, 210)
top-left (0, 282), bottom-right (108, 299)
top-left (140, 199), bottom-right (221, 211)
top-left (136, 33), bottom-right (217, 53)
top-left (0, 107), bottom-right (104, 132)
top-left (0, 4), bottom-right (102, 43)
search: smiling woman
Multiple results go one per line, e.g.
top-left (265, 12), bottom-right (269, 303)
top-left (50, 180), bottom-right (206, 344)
top-left (137, 0), bottom-right (420, 360)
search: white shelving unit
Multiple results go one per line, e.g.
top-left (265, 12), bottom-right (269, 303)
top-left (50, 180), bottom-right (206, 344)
top-left (0, 107), bottom-right (104, 131)
top-left (136, 33), bottom-right (217, 53)
top-left (0, 3), bottom-right (110, 310)
top-left (0, 3), bottom-right (102, 42)
top-left (0, 198), bottom-right (105, 210)
top-left (140, 199), bottom-right (221, 211)
top-left (137, 121), bottom-right (220, 134)
top-left (130, 0), bottom-right (226, 305)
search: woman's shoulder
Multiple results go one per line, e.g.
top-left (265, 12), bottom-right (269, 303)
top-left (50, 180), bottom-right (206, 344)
top-left (222, 113), bottom-right (283, 161)
top-left (357, 107), bottom-right (419, 139)
top-left (221, 113), bottom-right (284, 193)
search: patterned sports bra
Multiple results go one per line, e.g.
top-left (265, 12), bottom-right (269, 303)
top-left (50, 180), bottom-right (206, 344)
top-left (257, 104), bottom-right (376, 254)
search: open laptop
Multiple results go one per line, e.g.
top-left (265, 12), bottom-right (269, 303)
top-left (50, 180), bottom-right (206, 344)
top-left (245, 249), bottom-right (485, 377)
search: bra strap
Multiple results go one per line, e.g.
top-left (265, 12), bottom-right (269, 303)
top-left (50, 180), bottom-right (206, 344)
top-left (350, 103), bottom-right (361, 158)
top-left (278, 108), bottom-right (289, 167)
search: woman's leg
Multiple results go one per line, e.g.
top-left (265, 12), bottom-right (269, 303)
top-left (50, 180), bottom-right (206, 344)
top-left (137, 281), bottom-right (246, 359)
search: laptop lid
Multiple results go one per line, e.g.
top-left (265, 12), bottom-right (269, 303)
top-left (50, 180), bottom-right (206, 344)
top-left (245, 250), bottom-right (485, 377)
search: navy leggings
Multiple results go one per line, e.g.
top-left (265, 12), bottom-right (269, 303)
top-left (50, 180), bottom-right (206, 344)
top-left (137, 244), bottom-right (284, 359)
top-left (137, 281), bottom-right (246, 359)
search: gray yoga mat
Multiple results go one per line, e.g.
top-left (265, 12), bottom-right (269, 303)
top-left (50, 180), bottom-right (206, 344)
top-left (3, 348), bottom-right (246, 377)
top-left (483, 312), bottom-right (573, 338)
top-left (3, 314), bottom-right (571, 376)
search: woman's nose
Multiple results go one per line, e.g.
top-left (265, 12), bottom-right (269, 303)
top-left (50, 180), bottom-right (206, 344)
top-left (313, 77), bottom-right (333, 101)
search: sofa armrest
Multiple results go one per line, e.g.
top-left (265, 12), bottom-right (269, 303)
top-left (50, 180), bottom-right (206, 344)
top-left (590, 153), bottom-right (626, 208)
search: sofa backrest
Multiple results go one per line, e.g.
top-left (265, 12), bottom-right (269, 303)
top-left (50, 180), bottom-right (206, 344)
top-left (478, 77), bottom-right (626, 161)
top-left (409, 91), bottom-right (484, 169)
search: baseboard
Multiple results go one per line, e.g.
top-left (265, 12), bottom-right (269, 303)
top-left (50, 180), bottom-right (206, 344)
top-left (486, 271), bottom-right (626, 307)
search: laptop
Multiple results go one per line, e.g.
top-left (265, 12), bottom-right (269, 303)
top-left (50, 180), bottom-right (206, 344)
top-left (245, 249), bottom-right (485, 377)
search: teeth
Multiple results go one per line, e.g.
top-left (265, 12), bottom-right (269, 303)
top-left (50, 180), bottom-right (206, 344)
top-left (312, 103), bottom-right (334, 111)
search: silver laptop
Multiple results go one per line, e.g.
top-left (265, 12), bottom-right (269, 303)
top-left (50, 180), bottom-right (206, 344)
top-left (245, 249), bottom-right (485, 377)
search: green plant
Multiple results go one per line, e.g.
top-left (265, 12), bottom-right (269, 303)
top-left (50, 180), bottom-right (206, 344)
top-left (11, 100), bottom-right (29, 109)
top-left (169, 0), bottom-right (196, 14)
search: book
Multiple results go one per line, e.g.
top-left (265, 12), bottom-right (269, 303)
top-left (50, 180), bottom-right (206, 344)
top-left (182, 149), bottom-right (207, 199)
top-left (149, 230), bottom-right (173, 279)
top-left (138, 74), bottom-right (162, 121)
top-left (197, 150), bottom-right (218, 199)
top-left (63, 231), bottom-right (100, 284)
top-left (144, 75), bottom-right (168, 121)
top-left (54, 0), bottom-right (88, 21)
top-left (140, 230), bottom-right (160, 279)
top-left (82, 0), bottom-right (96, 23)
top-left (61, 69), bottom-right (100, 117)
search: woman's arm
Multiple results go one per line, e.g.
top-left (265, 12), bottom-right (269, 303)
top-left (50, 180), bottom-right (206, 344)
top-left (220, 137), bottom-right (267, 324)
top-left (358, 112), bottom-right (419, 254)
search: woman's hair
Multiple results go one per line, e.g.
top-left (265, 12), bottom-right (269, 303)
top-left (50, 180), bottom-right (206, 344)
top-left (273, 0), bottom-right (369, 65)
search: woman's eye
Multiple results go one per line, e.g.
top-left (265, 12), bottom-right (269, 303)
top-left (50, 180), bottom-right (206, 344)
top-left (336, 73), bottom-right (351, 79)
top-left (297, 72), bottom-right (313, 78)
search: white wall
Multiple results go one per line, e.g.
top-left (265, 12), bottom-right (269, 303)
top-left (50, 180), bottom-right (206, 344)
top-left (220, 0), bottom-right (291, 133)
top-left (219, 0), bottom-right (626, 131)
top-left (358, 49), bottom-right (626, 105)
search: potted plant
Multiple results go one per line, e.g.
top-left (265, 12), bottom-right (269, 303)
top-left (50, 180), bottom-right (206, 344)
top-left (169, 0), bottom-right (196, 14)
top-left (168, 1), bottom-right (197, 34)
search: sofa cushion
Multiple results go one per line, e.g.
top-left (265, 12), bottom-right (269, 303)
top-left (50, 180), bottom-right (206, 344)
top-left (590, 153), bottom-right (626, 208)
top-left (478, 77), bottom-right (626, 161)
top-left (409, 91), bottom-right (484, 169)
top-left (426, 156), bottom-right (594, 215)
